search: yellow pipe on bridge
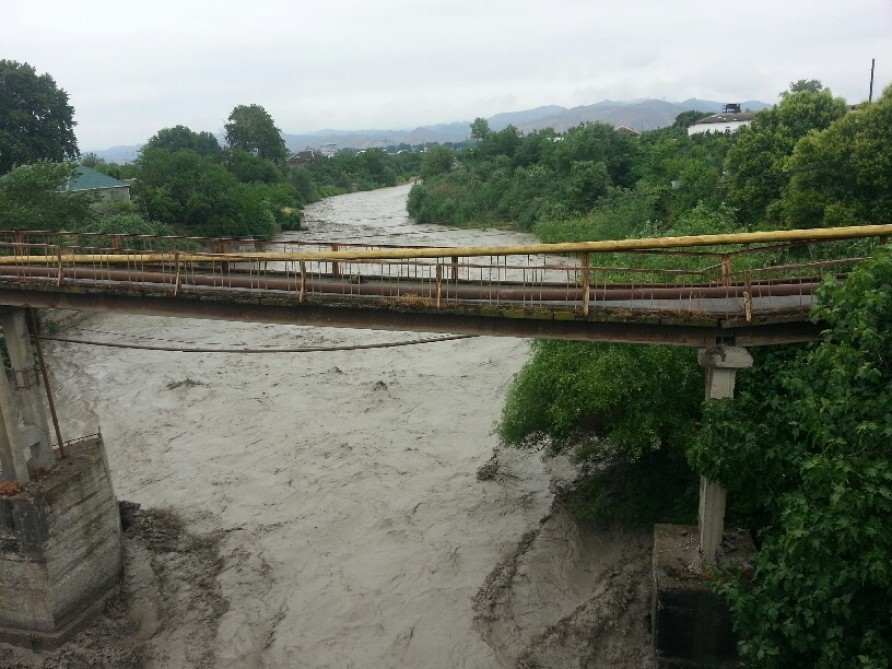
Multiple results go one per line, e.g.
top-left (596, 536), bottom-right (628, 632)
top-left (0, 223), bottom-right (889, 265)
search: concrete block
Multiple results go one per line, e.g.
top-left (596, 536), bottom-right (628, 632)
top-left (0, 437), bottom-right (123, 649)
top-left (652, 524), bottom-right (754, 669)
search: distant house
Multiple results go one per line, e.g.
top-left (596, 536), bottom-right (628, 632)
top-left (615, 125), bottom-right (641, 137)
top-left (65, 166), bottom-right (131, 201)
top-left (687, 103), bottom-right (756, 136)
top-left (288, 150), bottom-right (317, 166)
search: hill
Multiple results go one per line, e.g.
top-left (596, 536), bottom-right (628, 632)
top-left (88, 98), bottom-right (771, 160)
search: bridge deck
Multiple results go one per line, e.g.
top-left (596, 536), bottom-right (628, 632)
top-left (0, 224), bottom-right (888, 347)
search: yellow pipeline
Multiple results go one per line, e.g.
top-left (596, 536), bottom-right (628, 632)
top-left (0, 223), bottom-right (889, 265)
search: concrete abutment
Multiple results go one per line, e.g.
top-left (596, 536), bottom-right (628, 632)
top-left (0, 307), bottom-right (123, 649)
top-left (0, 436), bottom-right (123, 649)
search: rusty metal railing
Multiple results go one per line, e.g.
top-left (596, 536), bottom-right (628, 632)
top-left (0, 225), bottom-right (888, 323)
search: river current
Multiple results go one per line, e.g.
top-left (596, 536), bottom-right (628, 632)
top-left (43, 184), bottom-right (651, 668)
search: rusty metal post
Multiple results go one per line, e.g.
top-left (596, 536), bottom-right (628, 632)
top-left (435, 263), bottom-right (443, 309)
top-left (451, 255), bottom-right (459, 283)
top-left (331, 244), bottom-right (340, 278)
top-left (581, 251), bottom-right (591, 316)
top-left (743, 271), bottom-right (753, 322)
top-left (720, 255), bottom-right (731, 287)
top-left (26, 308), bottom-right (65, 459)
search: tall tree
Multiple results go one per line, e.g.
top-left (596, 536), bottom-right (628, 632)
top-left (780, 84), bottom-right (892, 227)
top-left (224, 104), bottom-right (287, 162)
top-left (722, 82), bottom-right (847, 226)
top-left (0, 60), bottom-right (78, 174)
top-left (143, 125), bottom-right (221, 158)
top-left (470, 117), bottom-right (490, 141)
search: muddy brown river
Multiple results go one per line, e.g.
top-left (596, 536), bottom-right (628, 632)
top-left (32, 184), bottom-right (652, 668)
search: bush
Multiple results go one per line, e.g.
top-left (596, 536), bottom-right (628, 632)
top-left (691, 247), bottom-right (892, 667)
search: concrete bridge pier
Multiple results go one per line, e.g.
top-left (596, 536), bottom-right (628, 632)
top-left (652, 345), bottom-right (754, 667)
top-left (0, 308), bottom-right (55, 482)
top-left (0, 307), bottom-right (123, 649)
top-left (696, 345), bottom-right (753, 564)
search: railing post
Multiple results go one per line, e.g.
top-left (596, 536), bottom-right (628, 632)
top-left (435, 263), bottom-right (443, 309)
top-left (581, 251), bottom-right (590, 316)
top-left (720, 255), bottom-right (731, 287)
top-left (331, 244), bottom-right (340, 278)
top-left (451, 255), bottom-right (459, 283)
top-left (697, 346), bottom-right (752, 564)
top-left (299, 259), bottom-right (307, 302)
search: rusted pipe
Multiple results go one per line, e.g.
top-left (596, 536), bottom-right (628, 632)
top-left (26, 308), bottom-right (65, 458)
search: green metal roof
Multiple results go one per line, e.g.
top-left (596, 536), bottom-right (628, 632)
top-left (66, 166), bottom-right (128, 191)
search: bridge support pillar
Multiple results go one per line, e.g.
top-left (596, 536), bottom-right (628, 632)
top-left (0, 308), bottom-right (55, 483)
top-left (697, 345), bottom-right (752, 564)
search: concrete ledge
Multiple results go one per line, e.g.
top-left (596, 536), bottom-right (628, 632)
top-left (0, 437), bottom-right (123, 648)
top-left (652, 524), bottom-right (754, 669)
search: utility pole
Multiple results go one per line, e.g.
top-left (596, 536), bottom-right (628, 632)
top-left (869, 58), bottom-right (876, 103)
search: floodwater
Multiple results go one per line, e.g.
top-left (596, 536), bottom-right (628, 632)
top-left (43, 184), bottom-right (651, 668)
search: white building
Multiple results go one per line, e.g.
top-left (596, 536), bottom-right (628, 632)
top-left (688, 104), bottom-right (756, 136)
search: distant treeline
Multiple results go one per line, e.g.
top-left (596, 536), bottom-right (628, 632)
top-left (0, 99), bottom-right (425, 239)
top-left (408, 81), bottom-right (891, 242)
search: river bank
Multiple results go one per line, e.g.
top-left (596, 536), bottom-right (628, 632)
top-left (0, 185), bottom-right (653, 668)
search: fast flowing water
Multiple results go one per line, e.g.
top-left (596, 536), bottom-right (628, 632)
top-left (45, 184), bottom-right (651, 668)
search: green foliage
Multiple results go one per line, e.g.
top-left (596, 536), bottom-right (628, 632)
top-left (77, 213), bottom-right (174, 237)
top-left (497, 340), bottom-right (702, 525)
top-left (498, 341), bottom-right (701, 460)
top-left (408, 117), bottom-right (732, 232)
top-left (722, 83), bottom-right (848, 226)
top-left (0, 161), bottom-right (96, 230)
top-left (134, 147), bottom-right (276, 237)
top-left (690, 248), bottom-right (892, 667)
top-left (289, 167), bottom-right (320, 203)
top-left (534, 184), bottom-right (660, 242)
top-left (419, 145), bottom-right (454, 179)
top-left (227, 149), bottom-right (286, 184)
top-left (144, 125), bottom-right (222, 158)
top-left (0, 60), bottom-right (78, 175)
top-left (303, 149), bottom-right (402, 194)
top-left (224, 104), bottom-right (287, 162)
top-left (673, 110), bottom-right (712, 130)
top-left (470, 117), bottom-right (490, 141)
top-left (780, 85), bottom-right (892, 227)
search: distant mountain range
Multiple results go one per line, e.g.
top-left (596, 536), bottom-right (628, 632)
top-left (89, 98), bottom-right (771, 161)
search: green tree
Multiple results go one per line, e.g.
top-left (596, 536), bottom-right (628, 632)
top-left (0, 60), bottom-right (78, 174)
top-left (227, 149), bottom-right (285, 184)
top-left (780, 85), bottom-right (892, 227)
top-left (143, 125), bottom-right (221, 158)
top-left (134, 147), bottom-right (275, 237)
top-left (470, 117), bottom-right (491, 141)
top-left (0, 161), bottom-right (95, 230)
top-left (782, 78), bottom-right (824, 97)
top-left (420, 145), bottom-right (454, 179)
top-left (690, 248), bottom-right (892, 667)
top-left (497, 340), bottom-right (701, 524)
top-left (224, 104), bottom-right (287, 162)
top-left (723, 83), bottom-right (848, 226)
top-left (672, 110), bottom-right (712, 130)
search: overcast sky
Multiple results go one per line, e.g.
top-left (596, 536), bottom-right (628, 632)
top-left (4, 0), bottom-right (891, 150)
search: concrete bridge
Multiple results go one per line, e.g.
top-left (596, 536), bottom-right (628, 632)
top-left (0, 223), bottom-right (889, 654)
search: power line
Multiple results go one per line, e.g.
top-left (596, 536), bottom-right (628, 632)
top-left (39, 333), bottom-right (478, 354)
